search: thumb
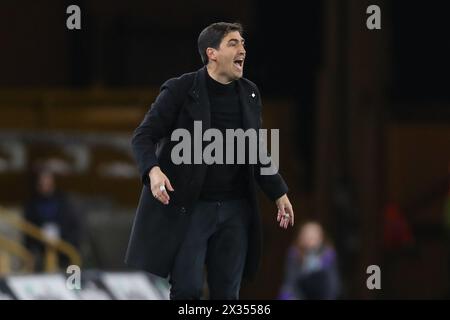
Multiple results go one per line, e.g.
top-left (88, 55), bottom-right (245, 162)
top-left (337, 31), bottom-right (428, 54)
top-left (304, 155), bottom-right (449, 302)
top-left (165, 178), bottom-right (174, 192)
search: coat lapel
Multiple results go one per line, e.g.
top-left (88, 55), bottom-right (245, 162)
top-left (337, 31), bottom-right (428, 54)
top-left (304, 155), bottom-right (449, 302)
top-left (237, 80), bottom-right (260, 130)
top-left (187, 67), bottom-right (211, 130)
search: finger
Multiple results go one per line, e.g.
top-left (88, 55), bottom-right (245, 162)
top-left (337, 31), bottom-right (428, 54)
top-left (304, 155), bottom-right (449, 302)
top-left (285, 206), bottom-right (294, 226)
top-left (157, 184), bottom-right (169, 202)
top-left (160, 184), bottom-right (170, 198)
top-left (160, 190), bottom-right (170, 204)
top-left (277, 209), bottom-right (281, 222)
top-left (278, 206), bottom-right (285, 222)
top-left (156, 193), bottom-right (167, 205)
top-left (284, 211), bottom-right (290, 228)
top-left (151, 186), bottom-right (158, 198)
top-left (279, 216), bottom-right (284, 228)
top-left (282, 216), bottom-right (288, 229)
top-left (165, 179), bottom-right (175, 192)
top-left (154, 182), bottom-right (169, 204)
top-left (279, 205), bottom-right (287, 229)
top-left (152, 186), bottom-right (165, 204)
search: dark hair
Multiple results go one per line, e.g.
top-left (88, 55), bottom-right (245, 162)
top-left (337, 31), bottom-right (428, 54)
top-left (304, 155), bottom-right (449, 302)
top-left (197, 22), bottom-right (243, 65)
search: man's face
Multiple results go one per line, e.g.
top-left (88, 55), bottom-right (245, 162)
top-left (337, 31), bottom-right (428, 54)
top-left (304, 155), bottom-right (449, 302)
top-left (210, 31), bottom-right (246, 81)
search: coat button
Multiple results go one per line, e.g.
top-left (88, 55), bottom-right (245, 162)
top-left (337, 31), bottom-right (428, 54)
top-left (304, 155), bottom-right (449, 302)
top-left (180, 207), bottom-right (186, 214)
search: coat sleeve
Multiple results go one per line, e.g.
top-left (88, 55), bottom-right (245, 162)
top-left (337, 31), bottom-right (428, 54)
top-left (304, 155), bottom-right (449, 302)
top-left (252, 85), bottom-right (289, 201)
top-left (131, 80), bottom-right (181, 186)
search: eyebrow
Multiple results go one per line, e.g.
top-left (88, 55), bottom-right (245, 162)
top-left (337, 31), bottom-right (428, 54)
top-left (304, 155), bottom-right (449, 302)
top-left (228, 38), bottom-right (245, 44)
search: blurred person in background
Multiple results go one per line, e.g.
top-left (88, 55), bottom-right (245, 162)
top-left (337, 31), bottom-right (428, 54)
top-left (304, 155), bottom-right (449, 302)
top-left (24, 169), bottom-right (82, 271)
top-left (279, 221), bottom-right (340, 300)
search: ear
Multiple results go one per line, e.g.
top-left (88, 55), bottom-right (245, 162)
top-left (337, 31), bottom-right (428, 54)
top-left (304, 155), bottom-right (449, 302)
top-left (206, 47), bottom-right (217, 62)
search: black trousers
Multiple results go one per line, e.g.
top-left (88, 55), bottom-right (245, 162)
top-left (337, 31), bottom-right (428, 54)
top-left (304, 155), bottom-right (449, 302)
top-left (169, 198), bottom-right (251, 300)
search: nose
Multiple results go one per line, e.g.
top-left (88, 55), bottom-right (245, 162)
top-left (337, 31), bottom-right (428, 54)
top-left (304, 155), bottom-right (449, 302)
top-left (238, 43), bottom-right (246, 55)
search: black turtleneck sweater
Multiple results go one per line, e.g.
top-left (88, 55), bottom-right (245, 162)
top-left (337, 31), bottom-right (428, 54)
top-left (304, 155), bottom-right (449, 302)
top-left (199, 72), bottom-right (248, 201)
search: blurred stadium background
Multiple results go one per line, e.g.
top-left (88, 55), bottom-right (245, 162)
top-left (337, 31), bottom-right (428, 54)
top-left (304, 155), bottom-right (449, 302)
top-left (0, 0), bottom-right (449, 299)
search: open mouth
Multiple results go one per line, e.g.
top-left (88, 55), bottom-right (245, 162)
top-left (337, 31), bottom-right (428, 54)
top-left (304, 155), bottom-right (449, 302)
top-left (233, 58), bottom-right (244, 70)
